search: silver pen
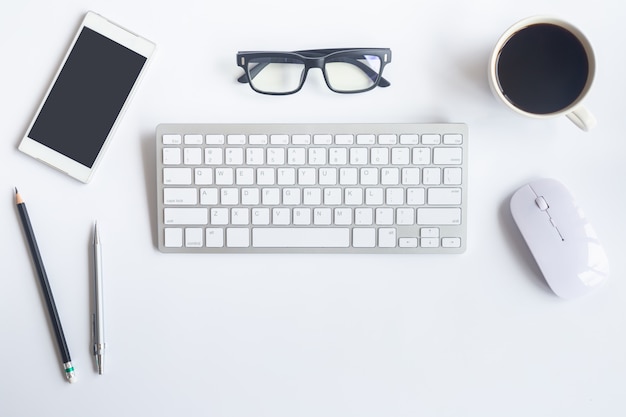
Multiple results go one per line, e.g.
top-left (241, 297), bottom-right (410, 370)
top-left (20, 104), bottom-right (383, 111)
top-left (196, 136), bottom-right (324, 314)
top-left (92, 222), bottom-right (105, 374)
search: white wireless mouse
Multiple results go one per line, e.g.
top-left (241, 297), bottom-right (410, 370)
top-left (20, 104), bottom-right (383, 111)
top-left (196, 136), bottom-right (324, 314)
top-left (510, 178), bottom-right (609, 299)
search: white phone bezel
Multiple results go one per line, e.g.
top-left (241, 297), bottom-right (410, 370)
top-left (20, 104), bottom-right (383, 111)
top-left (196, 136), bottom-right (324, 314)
top-left (18, 11), bottom-right (155, 183)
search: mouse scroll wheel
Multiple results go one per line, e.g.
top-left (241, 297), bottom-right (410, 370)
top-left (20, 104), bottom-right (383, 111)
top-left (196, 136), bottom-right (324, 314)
top-left (535, 196), bottom-right (549, 211)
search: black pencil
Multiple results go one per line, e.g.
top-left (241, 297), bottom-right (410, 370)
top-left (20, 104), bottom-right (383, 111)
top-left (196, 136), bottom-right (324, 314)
top-left (15, 188), bottom-right (76, 383)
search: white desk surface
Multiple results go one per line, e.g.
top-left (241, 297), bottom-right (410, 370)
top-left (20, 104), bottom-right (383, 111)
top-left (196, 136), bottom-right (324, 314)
top-left (1, 1), bottom-right (625, 416)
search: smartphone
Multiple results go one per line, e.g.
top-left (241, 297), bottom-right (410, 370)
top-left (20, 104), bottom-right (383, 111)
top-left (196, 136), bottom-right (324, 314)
top-left (18, 11), bottom-right (155, 183)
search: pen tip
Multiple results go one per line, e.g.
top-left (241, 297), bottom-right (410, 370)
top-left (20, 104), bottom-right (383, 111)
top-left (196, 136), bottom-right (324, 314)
top-left (96, 354), bottom-right (104, 375)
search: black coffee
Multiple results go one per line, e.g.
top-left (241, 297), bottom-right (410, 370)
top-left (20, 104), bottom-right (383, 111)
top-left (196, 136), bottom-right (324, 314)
top-left (496, 23), bottom-right (589, 114)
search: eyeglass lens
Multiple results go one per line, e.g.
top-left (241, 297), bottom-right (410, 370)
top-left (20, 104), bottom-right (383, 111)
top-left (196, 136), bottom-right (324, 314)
top-left (246, 52), bottom-right (383, 94)
top-left (247, 58), bottom-right (305, 94)
top-left (325, 54), bottom-right (382, 92)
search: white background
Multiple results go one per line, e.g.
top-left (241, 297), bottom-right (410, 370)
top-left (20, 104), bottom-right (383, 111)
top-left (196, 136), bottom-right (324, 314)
top-left (1, 1), bottom-right (625, 416)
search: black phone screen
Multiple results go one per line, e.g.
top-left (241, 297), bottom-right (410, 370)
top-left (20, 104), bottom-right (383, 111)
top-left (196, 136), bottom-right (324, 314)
top-left (28, 26), bottom-right (147, 168)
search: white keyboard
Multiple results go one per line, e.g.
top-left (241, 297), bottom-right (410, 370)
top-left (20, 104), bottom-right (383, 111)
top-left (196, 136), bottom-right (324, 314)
top-left (156, 123), bottom-right (468, 253)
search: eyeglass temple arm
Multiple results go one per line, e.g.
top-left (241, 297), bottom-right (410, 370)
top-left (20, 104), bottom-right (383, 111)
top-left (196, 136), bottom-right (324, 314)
top-left (238, 58), bottom-right (390, 87)
top-left (237, 62), bottom-right (270, 84)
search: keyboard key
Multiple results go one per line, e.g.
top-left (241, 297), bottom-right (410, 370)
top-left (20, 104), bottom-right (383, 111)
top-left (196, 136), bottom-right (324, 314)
top-left (428, 188), bottom-right (462, 205)
top-left (249, 134), bottom-right (268, 144)
top-left (313, 134), bottom-right (332, 145)
top-left (252, 208), bottom-right (270, 225)
top-left (262, 188), bottom-right (280, 205)
top-left (267, 148), bottom-right (285, 165)
top-left (288, 148), bottom-right (306, 165)
top-left (381, 168), bottom-right (399, 185)
top-left (164, 208), bottom-right (208, 225)
top-left (163, 134), bottom-right (182, 145)
top-left (303, 188), bottom-right (322, 205)
top-left (292, 134), bottom-right (311, 145)
top-left (417, 208), bottom-right (461, 225)
top-left (246, 148), bottom-right (265, 165)
top-left (252, 228), bottom-right (350, 247)
top-left (412, 148), bottom-right (431, 165)
top-left (401, 168), bottom-right (420, 185)
top-left (355, 208), bottom-right (373, 225)
top-left (375, 208), bottom-right (394, 225)
top-left (195, 168), bottom-right (213, 185)
top-left (433, 147), bottom-right (463, 165)
top-left (185, 228), bottom-right (203, 247)
top-left (163, 167), bottom-right (192, 185)
top-left (407, 188), bottom-right (425, 205)
top-left (335, 134), bottom-right (353, 145)
top-left (236, 168), bottom-right (254, 185)
top-left (350, 148), bottom-right (368, 165)
top-left (399, 237), bottom-right (418, 248)
top-left (225, 148), bottom-right (244, 165)
top-left (200, 188), bottom-right (218, 205)
top-left (356, 134), bottom-right (375, 145)
top-left (340, 168), bottom-right (358, 185)
top-left (422, 167), bottom-right (441, 185)
top-left (371, 148), bottom-right (389, 165)
top-left (378, 134), bottom-right (397, 145)
top-left (421, 237), bottom-right (440, 248)
top-left (329, 148), bottom-right (347, 165)
top-left (345, 188), bottom-right (363, 205)
top-left (232, 208), bottom-right (250, 225)
top-left (227, 228), bottom-right (250, 247)
top-left (184, 148), bottom-right (202, 165)
top-left (422, 134), bottom-right (441, 145)
top-left (270, 134), bottom-right (289, 145)
top-left (210, 208), bottom-right (229, 225)
top-left (378, 228), bottom-right (397, 247)
top-left (185, 134), bottom-right (203, 145)
top-left (400, 134), bottom-right (419, 145)
top-left (443, 134), bottom-right (463, 145)
top-left (444, 167), bottom-right (462, 185)
top-left (309, 148), bottom-right (327, 165)
top-left (420, 227), bottom-right (440, 238)
top-left (163, 148), bottom-right (181, 165)
top-left (164, 188), bottom-right (197, 205)
top-left (314, 208), bottom-right (332, 225)
top-left (220, 188), bottom-right (239, 205)
top-left (227, 134), bottom-right (246, 145)
top-left (241, 188), bottom-right (260, 205)
top-left (319, 168), bottom-right (337, 185)
top-left (353, 228), bottom-right (375, 247)
top-left (293, 208), bottom-right (312, 225)
top-left (396, 208), bottom-right (415, 225)
top-left (392, 148), bottom-right (410, 165)
top-left (277, 168), bottom-right (296, 185)
top-left (442, 237), bottom-right (462, 248)
top-left (215, 168), bottom-right (234, 185)
top-left (205, 148), bottom-right (223, 165)
top-left (164, 228), bottom-right (183, 247)
top-left (334, 208), bottom-right (352, 225)
top-left (206, 228), bottom-right (224, 247)
top-left (206, 134), bottom-right (225, 144)
top-left (366, 188), bottom-right (384, 205)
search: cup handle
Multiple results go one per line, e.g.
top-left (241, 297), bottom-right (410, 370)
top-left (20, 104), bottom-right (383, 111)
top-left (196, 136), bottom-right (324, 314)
top-left (566, 106), bottom-right (597, 131)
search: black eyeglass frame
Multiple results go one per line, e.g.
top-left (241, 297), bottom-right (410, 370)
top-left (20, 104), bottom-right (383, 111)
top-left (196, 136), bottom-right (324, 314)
top-left (236, 48), bottom-right (392, 95)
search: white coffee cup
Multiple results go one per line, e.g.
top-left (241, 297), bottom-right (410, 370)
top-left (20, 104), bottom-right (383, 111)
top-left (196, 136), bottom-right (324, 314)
top-left (488, 16), bottom-right (596, 131)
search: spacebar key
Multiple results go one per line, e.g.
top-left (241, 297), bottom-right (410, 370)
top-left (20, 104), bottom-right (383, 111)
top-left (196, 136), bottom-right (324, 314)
top-left (253, 228), bottom-right (350, 248)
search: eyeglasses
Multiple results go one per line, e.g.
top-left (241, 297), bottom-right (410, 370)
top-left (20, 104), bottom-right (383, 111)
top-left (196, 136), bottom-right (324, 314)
top-left (236, 48), bottom-right (392, 95)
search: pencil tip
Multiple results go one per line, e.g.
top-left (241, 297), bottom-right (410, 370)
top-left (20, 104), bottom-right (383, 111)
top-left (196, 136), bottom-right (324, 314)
top-left (14, 187), bottom-right (18, 194)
